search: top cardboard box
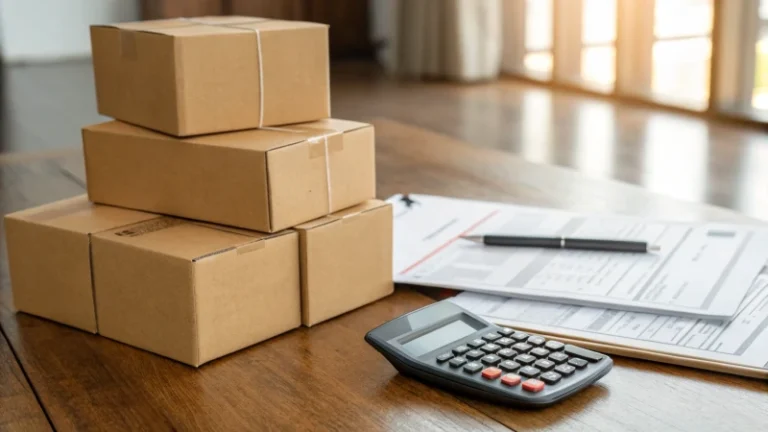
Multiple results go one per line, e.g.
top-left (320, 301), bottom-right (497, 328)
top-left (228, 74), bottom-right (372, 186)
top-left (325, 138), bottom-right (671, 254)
top-left (90, 16), bottom-right (330, 136)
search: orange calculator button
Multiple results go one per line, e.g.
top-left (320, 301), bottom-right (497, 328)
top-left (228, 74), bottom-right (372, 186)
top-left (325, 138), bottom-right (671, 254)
top-left (522, 379), bottom-right (545, 393)
top-left (481, 367), bottom-right (502, 380)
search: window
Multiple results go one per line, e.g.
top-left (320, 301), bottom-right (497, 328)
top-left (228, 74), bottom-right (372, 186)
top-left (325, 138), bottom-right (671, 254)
top-left (523, 0), bottom-right (553, 79)
top-left (754, 0), bottom-right (768, 110)
top-left (581, 0), bottom-right (617, 90)
top-left (651, 0), bottom-right (714, 110)
top-left (501, 0), bottom-right (766, 123)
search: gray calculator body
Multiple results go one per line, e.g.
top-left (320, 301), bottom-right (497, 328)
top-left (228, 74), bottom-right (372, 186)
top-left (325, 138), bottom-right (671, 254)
top-left (365, 300), bottom-right (612, 407)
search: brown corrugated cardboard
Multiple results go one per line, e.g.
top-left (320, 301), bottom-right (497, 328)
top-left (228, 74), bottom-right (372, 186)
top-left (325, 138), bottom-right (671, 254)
top-left (83, 118), bottom-right (376, 233)
top-left (296, 200), bottom-right (393, 326)
top-left (3, 196), bottom-right (160, 333)
top-left (90, 16), bottom-right (330, 136)
top-left (91, 217), bottom-right (300, 366)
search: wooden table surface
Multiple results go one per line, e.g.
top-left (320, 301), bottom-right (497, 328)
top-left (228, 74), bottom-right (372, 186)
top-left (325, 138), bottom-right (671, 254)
top-left (0, 119), bottom-right (766, 431)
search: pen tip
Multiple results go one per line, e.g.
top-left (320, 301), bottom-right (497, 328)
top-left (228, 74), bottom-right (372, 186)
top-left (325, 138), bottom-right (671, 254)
top-left (648, 244), bottom-right (661, 252)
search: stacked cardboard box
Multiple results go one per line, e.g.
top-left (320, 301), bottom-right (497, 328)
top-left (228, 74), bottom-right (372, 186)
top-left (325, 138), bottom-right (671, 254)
top-left (4, 16), bottom-right (393, 367)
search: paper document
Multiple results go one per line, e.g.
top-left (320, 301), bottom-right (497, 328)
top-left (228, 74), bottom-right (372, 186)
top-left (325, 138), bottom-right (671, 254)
top-left (389, 194), bottom-right (768, 319)
top-left (451, 272), bottom-right (768, 372)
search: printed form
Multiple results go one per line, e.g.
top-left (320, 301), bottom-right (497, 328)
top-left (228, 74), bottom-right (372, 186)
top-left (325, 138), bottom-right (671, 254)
top-left (389, 194), bottom-right (768, 319)
top-left (451, 273), bottom-right (768, 371)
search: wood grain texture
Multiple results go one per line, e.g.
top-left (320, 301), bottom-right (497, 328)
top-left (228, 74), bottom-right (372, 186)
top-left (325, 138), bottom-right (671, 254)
top-left (1, 121), bottom-right (768, 431)
top-left (0, 331), bottom-right (50, 431)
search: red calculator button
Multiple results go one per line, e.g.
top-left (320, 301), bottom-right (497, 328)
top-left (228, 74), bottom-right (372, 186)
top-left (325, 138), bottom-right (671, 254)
top-left (481, 367), bottom-right (502, 380)
top-left (501, 374), bottom-right (521, 386)
top-left (522, 379), bottom-right (545, 393)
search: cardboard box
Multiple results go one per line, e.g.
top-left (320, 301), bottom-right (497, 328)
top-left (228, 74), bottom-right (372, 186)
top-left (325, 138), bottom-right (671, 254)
top-left (91, 217), bottom-right (300, 366)
top-left (83, 118), bottom-right (376, 233)
top-left (296, 200), bottom-right (393, 326)
top-left (3, 196), bottom-right (160, 333)
top-left (90, 16), bottom-right (330, 136)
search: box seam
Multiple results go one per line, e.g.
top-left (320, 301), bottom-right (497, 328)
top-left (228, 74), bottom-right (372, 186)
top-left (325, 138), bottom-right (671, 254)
top-left (265, 152), bottom-right (274, 232)
top-left (296, 202), bottom-right (389, 231)
top-left (190, 261), bottom-right (200, 366)
top-left (191, 230), bottom-right (293, 262)
top-left (173, 36), bottom-right (186, 136)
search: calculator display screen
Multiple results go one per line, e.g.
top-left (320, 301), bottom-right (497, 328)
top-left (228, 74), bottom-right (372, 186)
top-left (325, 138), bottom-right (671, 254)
top-left (401, 318), bottom-right (480, 356)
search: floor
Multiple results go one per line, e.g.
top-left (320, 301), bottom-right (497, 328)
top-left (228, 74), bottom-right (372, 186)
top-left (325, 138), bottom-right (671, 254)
top-left (2, 59), bottom-right (768, 220)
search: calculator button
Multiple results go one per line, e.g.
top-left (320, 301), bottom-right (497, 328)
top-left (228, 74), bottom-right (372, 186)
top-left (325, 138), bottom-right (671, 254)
top-left (527, 336), bottom-right (546, 346)
top-left (533, 359), bottom-right (555, 371)
top-left (519, 366), bottom-right (541, 378)
top-left (564, 345), bottom-right (605, 363)
top-left (548, 352), bottom-right (569, 364)
top-left (496, 337), bottom-right (514, 347)
top-left (545, 340), bottom-right (565, 351)
top-left (468, 339), bottom-right (486, 348)
top-left (501, 374), bottom-right (522, 387)
top-left (568, 358), bottom-right (588, 369)
top-left (436, 353), bottom-right (454, 363)
top-left (530, 348), bottom-right (550, 358)
top-left (555, 364), bottom-right (575, 376)
top-left (449, 357), bottom-right (467, 368)
top-left (522, 379), bottom-right (545, 393)
top-left (498, 360), bottom-right (521, 372)
top-left (464, 362), bottom-right (483, 374)
top-left (481, 354), bottom-right (501, 366)
top-left (465, 350), bottom-right (484, 360)
top-left (497, 348), bottom-right (516, 359)
top-left (512, 342), bottom-right (532, 353)
top-left (540, 371), bottom-right (562, 385)
top-left (482, 332), bottom-right (501, 342)
top-left (514, 354), bottom-right (536, 365)
top-left (497, 328), bottom-right (515, 337)
top-left (452, 345), bottom-right (470, 355)
top-left (511, 332), bottom-right (529, 341)
top-left (481, 367), bottom-right (502, 380)
top-left (481, 343), bottom-right (500, 353)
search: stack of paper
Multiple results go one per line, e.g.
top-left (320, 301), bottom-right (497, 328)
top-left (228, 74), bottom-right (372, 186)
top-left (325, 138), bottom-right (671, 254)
top-left (390, 194), bottom-right (768, 378)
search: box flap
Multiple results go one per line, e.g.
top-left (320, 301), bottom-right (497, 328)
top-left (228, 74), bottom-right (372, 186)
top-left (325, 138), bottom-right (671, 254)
top-left (5, 195), bottom-right (160, 235)
top-left (93, 217), bottom-right (285, 261)
top-left (93, 16), bottom-right (326, 37)
top-left (295, 200), bottom-right (390, 231)
top-left (84, 119), bottom-right (367, 153)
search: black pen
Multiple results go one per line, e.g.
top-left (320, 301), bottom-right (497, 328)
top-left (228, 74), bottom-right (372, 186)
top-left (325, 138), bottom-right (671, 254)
top-left (460, 234), bottom-right (660, 253)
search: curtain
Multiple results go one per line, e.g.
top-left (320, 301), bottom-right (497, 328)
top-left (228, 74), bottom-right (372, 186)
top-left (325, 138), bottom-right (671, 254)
top-left (377, 0), bottom-right (502, 81)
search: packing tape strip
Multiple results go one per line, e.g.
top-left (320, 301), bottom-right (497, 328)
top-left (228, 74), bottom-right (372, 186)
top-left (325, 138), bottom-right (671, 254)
top-left (178, 17), bottom-right (267, 127)
top-left (263, 126), bottom-right (340, 215)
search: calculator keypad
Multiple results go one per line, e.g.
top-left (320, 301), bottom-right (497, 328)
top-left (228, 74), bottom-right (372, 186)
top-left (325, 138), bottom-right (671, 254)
top-left (430, 328), bottom-right (607, 401)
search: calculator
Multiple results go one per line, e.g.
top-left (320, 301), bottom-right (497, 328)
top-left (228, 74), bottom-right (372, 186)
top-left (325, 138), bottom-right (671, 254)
top-left (365, 300), bottom-right (612, 407)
